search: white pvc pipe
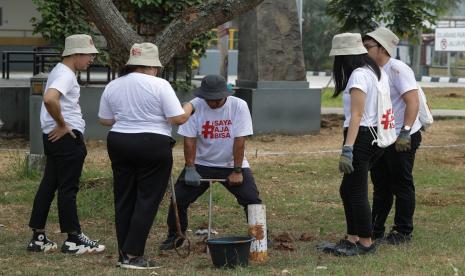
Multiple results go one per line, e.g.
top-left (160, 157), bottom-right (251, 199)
top-left (248, 204), bottom-right (268, 262)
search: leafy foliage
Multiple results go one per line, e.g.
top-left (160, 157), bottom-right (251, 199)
top-left (302, 0), bottom-right (338, 71)
top-left (326, 0), bottom-right (461, 36)
top-left (326, 0), bottom-right (381, 34)
top-left (31, 0), bottom-right (94, 50)
top-left (31, 0), bottom-right (214, 67)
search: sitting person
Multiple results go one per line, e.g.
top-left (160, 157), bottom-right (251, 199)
top-left (159, 74), bottom-right (262, 250)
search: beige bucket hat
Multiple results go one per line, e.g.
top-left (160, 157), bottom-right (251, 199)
top-left (365, 27), bottom-right (399, 57)
top-left (329, 33), bottom-right (367, 56)
top-left (62, 34), bottom-right (99, 57)
top-left (126, 43), bottom-right (162, 67)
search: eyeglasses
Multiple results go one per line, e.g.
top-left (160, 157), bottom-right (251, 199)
top-left (363, 44), bottom-right (379, 50)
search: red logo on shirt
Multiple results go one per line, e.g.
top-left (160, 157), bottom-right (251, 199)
top-left (201, 120), bottom-right (232, 139)
top-left (381, 108), bottom-right (395, 129)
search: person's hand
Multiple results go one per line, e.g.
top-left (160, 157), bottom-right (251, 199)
top-left (48, 124), bottom-right (76, 142)
top-left (395, 129), bottom-right (411, 152)
top-left (184, 165), bottom-right (201, 187)
top-left (339, 145), bottom-right (354, 174)
top-left (228, 172), bottom-right (243, 186)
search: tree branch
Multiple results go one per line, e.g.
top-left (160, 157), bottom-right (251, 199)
top-left (80, 0), bottom-right (142, 66)
top-left (155, 0), bottom-right (265, 64)
top-left (80, 0), bottom-right (264, 68)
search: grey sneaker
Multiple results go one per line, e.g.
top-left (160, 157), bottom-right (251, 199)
top-left (120, 256), bottom-right (161, 270)
top-left (159, 235), bottom-right (184, 251)
top-left (334, 241), bottom-right (376, 257)
top-left (383, 230), bottom-right (412, 245)
top-left (322, 239), bottom-right (357, 254)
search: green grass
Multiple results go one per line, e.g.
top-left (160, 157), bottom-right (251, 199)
top-left (321, 87), bottom-right (465, 110)
top-left (1, 145), bottom-right (465, 275)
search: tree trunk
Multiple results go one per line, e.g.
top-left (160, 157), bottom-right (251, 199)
top-left (80, 0), bottom-right (264, 70)
top-left (81, 0), bottom-right (142, 69)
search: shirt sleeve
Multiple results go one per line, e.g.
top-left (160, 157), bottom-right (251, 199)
top-left (98, 88), bottom-right (114, 119)
top-left (178, 116), bottom-right (198, 137)
top-left (391, 63), bottom-right (417, 95)
top-left (346, 69), bottom-right (370, 94)
top-left (233, 100), bottom-right (253, 137)
top-left (47, 73), bottom-right (75, 96)
top-left (159, 81), bottom-right (185, 118)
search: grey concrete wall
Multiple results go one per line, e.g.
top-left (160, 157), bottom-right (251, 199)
top-left (0, 85), bottom-right (196, 140)
top-left (1, 83), bottom-right (321, 139)
top-left (234, 82), bottom-right (321, 134)
top-left (80, 86), bottom-right (111, 140)
top-left (198, 49), bottom-right (238, 76)
top-left (0, 86), bottom-right (29, 134)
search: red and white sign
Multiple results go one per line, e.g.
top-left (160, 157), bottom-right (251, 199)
top-left (435, 28), bottom-right (465, 52)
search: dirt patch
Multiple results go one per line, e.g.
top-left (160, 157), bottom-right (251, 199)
top-left (272, 232), bottom-right (296, 251)
top-left (417, 193), bottom-right (465, 207)
top-left (80, 177), bottom-right (110, 190)
top-left (445, 93), bottom-right (464, 98)
top-left (320, 114), bottom-right (344, 129)
top-left (299, 233), bottom-right (317, 242)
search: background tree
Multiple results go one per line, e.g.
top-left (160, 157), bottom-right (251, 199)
top-left (302, 0), bottom-right (338, 71)
top-left (326, 0), bottom-right (460, 36)
top-left (31, 0), bottom-right (264, 71)
top-left (326, 0), bottom-right (381, 34)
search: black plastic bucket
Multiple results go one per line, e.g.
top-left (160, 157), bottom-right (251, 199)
top-left (206, 236), bottom-right (254, 268)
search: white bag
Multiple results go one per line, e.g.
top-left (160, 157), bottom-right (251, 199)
top-left (418, 86), bottom-right (433, 130)
top-left (361, 68), bottom-right (397, 148)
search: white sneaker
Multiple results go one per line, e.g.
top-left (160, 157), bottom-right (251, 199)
top-left (61, 233), bottom-right (105, 254)
top-left (26, 233), bottom-right (57, 253)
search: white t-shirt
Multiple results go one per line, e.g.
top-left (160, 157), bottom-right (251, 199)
top-left (343, 66), bottom-right (389, 128)
top-left (40, 63), bottom-right (85, 134)
top-left (383, 58), bottom-right (422, 135)
top-left (98, 72), bottom-right (184, 137)
top-left (178, 96), bottom-right (253, 168)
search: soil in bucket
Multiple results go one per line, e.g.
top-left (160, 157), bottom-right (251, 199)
top-left (206, 236), bottom-right (254, 269)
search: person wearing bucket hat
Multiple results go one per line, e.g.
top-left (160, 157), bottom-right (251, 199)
top-left (98, 42), bottom-right (194, 269)
top-left (363, 27), bottom-right (422, 245)
top-left (27, 34), bottom-right (105, 255)
top-left (159, 74), bottom-right (263, 251)
top-left (322, 33), bottom-right (389, 257)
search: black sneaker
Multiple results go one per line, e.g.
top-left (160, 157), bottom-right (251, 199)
top-left (26, 232), bottom-right (57, 253)
top-left (61, 233), bottom-right (105, 254)
top-left (383, 230), bottom-right (412, 245)
top-left (120, 256), bottom-right (161, 270)
top-left (159, 236), bottom-right (184, 251)
top-left (322, 239), bottom-right (357, 254)
top-left (335, 241), bottom-right (376, 257)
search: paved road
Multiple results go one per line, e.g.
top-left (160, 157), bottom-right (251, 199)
top-left (3, 72), bottom-right (465, 89)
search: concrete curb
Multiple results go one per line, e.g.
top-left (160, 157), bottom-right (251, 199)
top-left (306, 71), bottom-right (465, 84)
top-left (307, 71), bottom-right (331, 77)
top-left (419, 76), bottom-right (465, 83)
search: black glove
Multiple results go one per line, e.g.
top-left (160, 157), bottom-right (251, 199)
top-left (339, 145), bottom-right (354, 174)
top-left (395, 129), bottom-right (411, 152)
top-left (183, 165), bottom-right (201, 187)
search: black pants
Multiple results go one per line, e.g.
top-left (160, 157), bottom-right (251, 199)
top-left (340, 127), bottom-right (384, 238)
top-left (29, 130), bottom-right (86, 233)
top-left (371, 131), bottom-right (422, 237)
top-left (166, 165), bottom-right (262, 237)
top-left (107, 131), bottom-right (174, 256)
